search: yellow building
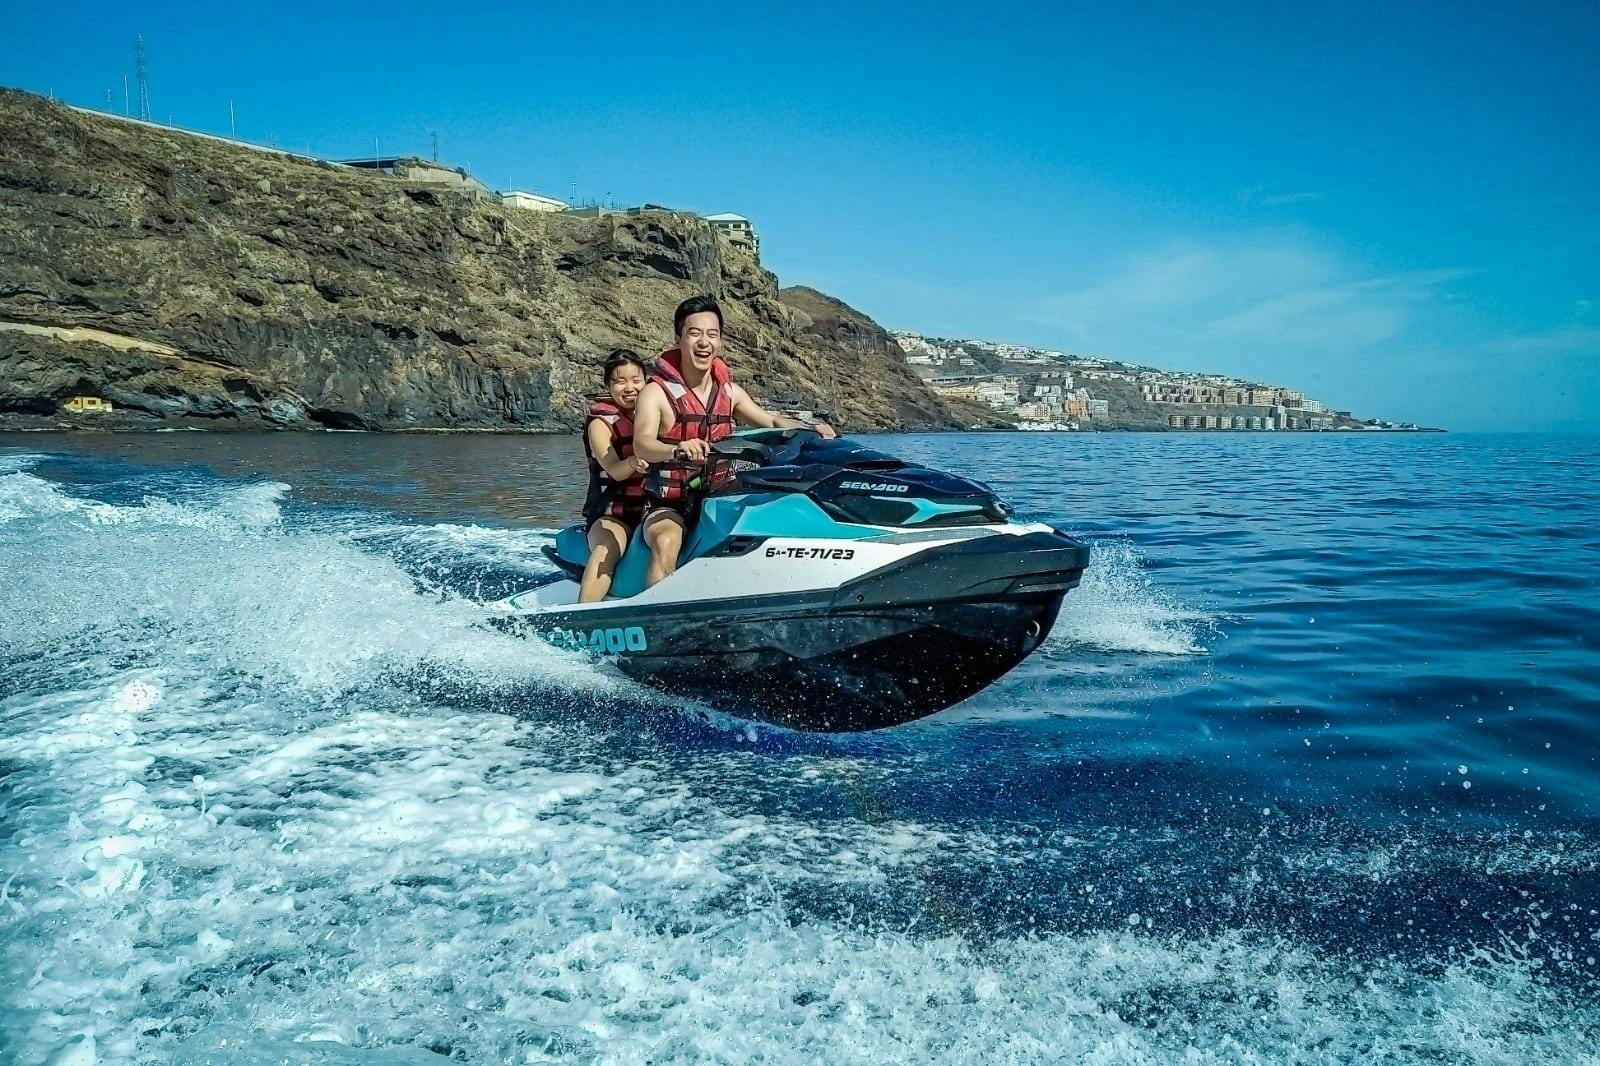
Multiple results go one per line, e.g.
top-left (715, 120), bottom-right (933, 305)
top-left (62, 395), bottom-right (114, 414)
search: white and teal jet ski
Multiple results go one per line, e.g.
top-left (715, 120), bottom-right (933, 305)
top-left (493, 429), bottom-right (1089, 731)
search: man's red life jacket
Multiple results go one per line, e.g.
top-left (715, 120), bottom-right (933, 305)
top-left (647, 347), bottom-right (736, 505)
top-left (584, 398), bottom-right (647, 521)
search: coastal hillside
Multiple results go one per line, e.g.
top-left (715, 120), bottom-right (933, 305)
top-left (0, 88), bottom-right (982, 432)
top-left (893, 332), bottom-right (1427, 432)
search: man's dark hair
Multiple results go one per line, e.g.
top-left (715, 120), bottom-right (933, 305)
top-left (673, 294), bottom-right (722, 336)
top-left (602, 348), bottom-right (648, 384)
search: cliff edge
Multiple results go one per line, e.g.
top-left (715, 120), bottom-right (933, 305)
top-left (0, 88), bottom-right (980, 432)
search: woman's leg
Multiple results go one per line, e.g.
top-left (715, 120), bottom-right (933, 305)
top-left (642, 508), bottom-right (686, 588)
top-left (578, 516), bottom-right (631, 602)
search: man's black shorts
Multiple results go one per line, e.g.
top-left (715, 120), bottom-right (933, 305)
top-left (584, 501), bottom-right (646, 531)
top-left (645, 494), bottom-right (704, 525)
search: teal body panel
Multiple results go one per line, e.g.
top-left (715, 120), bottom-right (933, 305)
top-left (598, 493), bottom-right (878, 599)
top-left (560, 489), bottom-right (883, 598)
top-left (564, 492), bottom-right (992, 601)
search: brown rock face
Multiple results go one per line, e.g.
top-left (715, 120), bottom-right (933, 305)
top-left (778, 286), bottom-right (1010, 429)
top-left (0, 88), bottom-right (971, 432)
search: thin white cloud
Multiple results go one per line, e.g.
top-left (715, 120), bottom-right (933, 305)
top-left (1020, 240), bottom-right (1340, 343)
top-left (1238, 187), bottom-right (1325, 208)
top-left (1259, 191), bottom-right (1324, 207)
top-left (1208, 267), bottom-right (1471, 348)
top-left (1477, 325), bottom-right (1600, 356)
top-left (1018, 236), bottom-right (1455, 361)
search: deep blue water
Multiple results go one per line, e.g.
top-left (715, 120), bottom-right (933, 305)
top-left (2, 431), bottom-right (1597, 1063)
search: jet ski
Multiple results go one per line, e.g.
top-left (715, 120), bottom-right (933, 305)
top-left (492, 429), bottom-right (1089, 731)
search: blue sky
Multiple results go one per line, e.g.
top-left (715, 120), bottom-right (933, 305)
top-left (4, 0), bottom-right (1597, 429)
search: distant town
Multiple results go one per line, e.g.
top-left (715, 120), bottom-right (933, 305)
top-left (893, 332), bottom-right (1430, 432)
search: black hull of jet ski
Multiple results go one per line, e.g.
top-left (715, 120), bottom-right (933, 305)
top-left (613, 595), bottom-right (1066, 731)
top-left (517, 529), bottom-right (1088, 732)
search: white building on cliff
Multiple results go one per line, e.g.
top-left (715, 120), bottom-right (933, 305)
top-left (705, 213), bottom-right (759, 255)
top-left (501, 190), bottom-right (568, 212)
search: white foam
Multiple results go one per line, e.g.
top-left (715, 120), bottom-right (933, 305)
top-left (383, 521), bottom-right (557, 558)
top-left (1050, 538), bottom-right (1213, 655)
top-left (0, 470), bottom-right (122, 525)
top-left (0, 474), bottom-right (598, 695)
top-left (0, 450), bottom-right (45, 475)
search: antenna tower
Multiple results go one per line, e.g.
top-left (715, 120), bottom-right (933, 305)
top-left (134, 34), bottom-right (150, 121)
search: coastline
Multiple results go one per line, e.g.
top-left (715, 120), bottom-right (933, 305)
top-left (0, 87), bottom-right (1435, 437)
top-left (0, 421), bottom-right (1445, 437)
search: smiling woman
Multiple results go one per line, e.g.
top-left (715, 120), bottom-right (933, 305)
top-left (578, 348), bottom-right (651, 603)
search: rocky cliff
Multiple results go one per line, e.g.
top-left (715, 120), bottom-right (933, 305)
top-left (0, 88), bottom-right (983, 432)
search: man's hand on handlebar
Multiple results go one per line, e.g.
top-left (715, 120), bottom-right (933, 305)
top-left (812, 420), bottom-right (838, 439)
top-left (674, 439), bottom-right (712, 463)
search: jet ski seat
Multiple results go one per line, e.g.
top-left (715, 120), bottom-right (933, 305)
top-left (545, 506), bottom-right (738, 600)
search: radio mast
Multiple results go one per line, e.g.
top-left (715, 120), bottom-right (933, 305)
top-left (134, 34), bottom-right (150, 121)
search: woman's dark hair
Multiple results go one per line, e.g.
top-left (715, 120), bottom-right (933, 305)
top-left (673, 294), bottom-right (722, 336)
top-left (602, 348), bottom-right (648, 384)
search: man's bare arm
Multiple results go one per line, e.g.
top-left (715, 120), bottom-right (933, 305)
top-left (631, 383), bottom-right (679, 462)
top-left (730, 385), bottom-right (837, 438)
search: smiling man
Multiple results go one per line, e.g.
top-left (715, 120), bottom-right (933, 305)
top-left (631, 294), bottom-right (836, 587)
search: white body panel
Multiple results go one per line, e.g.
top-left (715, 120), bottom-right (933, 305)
top-left (495, 523), bottom-right (1055, 616)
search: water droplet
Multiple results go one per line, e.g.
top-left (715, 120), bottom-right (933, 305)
top-left (1462, 781), bottom-right (1472, 789)
top-left (1127, 913), bottom-right (1142, 926)
top-left (1457, 765), bottom-right (1469, 775)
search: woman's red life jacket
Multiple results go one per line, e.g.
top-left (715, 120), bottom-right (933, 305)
top-left (647, 347), bottom-right (736, 504)
top-left (584, 398), bottom-right (647, 520)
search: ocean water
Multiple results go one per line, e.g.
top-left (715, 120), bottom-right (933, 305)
top-left (1, 430), bottom-right (1597, 1064)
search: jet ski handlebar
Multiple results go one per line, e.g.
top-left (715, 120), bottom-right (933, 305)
top-left (708, 437), bottom-right (781, 464)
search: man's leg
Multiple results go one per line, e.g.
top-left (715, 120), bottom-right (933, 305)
top-left (642, 508), bottom-right (686, 587)
top-left (578, 516), bottom-right (631, 603)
